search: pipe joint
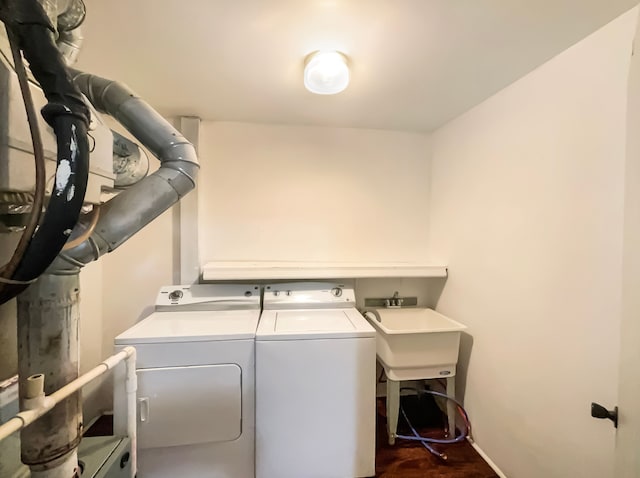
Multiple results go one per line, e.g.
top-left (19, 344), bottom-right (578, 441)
top-left (160, 141), bottom-right (198, 164)
top-left (71, 72), bottom-right (137, 115)
top-left (155, 166), bottom-right (196, 195)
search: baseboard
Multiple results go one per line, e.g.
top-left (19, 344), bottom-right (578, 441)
top-left (466, 437), bottom-right (508, 478)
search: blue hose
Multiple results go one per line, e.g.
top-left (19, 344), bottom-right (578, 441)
top-left (394, 388), bottom-right (472, 461)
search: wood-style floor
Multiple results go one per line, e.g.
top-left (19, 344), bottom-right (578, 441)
top-left (86, 395), bottom-right (498, 478)
top-left (374, 396), bottom-right (498, 478)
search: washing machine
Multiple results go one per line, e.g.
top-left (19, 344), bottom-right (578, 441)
top-left (255, 282), bottom-right (376, 478)
top-left (113, 284), bottom-right (261, 478)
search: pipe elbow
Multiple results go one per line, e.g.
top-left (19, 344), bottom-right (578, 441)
top-left (62, 70), bottom-right (201, 267)
top-left (158, 142), bottom-right (199, 196)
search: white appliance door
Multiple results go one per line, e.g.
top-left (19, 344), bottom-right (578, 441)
top-left (137, 364), bottom-right (242, 449)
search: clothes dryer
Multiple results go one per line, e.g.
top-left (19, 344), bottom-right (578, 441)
top-left (113, 284), bottom-right (260, 478)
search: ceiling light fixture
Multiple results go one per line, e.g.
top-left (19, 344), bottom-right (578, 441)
top-left (304, 51), bottom-right (350, 95)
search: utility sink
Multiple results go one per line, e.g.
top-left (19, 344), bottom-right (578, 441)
top-left (362, 307), bottom-right (467, 381)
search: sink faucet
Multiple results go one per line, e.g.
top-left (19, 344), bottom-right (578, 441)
top-left (386, 291), bottom-right (403, 308)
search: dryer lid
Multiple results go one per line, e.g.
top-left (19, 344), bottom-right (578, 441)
top-left (115, 309), bottom-right (261, 344)
top-left (256, 308), bottom-right (374, 340)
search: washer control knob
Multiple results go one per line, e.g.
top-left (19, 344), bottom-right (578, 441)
top-left (274, 291), bottom-right (280, 297)
top-left (286, 290), bottom-right (292, 296)
top-left (331, 287), bottom-right (343, 297)
top-left (168, 290), bottom-right (183, 301)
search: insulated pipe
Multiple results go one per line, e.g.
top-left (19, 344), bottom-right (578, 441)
top-left (30, 452), bottom-right (77, 478)
top-left (57, 71), bottom-right (199, 266)
top-left (16, 272), bottom-right (82, 475)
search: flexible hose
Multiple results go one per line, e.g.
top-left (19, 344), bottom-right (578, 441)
top-left (395, 388), bottom-right (472, 461)
top-left (0, 27), bottom-right (47, 294)
top-left (0, 0), bottom-right (91, 304)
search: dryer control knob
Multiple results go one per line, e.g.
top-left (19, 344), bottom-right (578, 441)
top-left (331, 287), bottom-right (343, 297)
top-left (168, 290), bottom-right (183, 301)
top-left (274, 291), bottom-right (280, 297)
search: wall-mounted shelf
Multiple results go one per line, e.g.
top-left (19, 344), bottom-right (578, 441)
top-left (201, 261), bottom-right (448, 281)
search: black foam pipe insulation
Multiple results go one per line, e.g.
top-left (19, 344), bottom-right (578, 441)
top-left (0, 0), bottom-right (90, 304)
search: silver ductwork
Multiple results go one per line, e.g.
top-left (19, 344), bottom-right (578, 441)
top-left (2, 2), bottom-right (198, 476)
top-left (36, 0), bottom-right (86, 65)
top-left (16, 73), bottom-right (198, 476)
top-left (58, 71), bottom-right (199, 267)
top-left (56, 27), bottom-right (83, 66)
top-left (112, 130), bottom-right (150, 188)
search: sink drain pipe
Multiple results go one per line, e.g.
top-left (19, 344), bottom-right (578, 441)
top-left (395, 388), bottom-right (472, 461)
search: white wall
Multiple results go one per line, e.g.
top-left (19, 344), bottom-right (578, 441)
top-left (92, 121), bottom-right (434, 413)
top-left (615, 7), bottom-right (640, 475)
top-left (428, 9), bottom-right (636, 478)
top-left (100, 208), bottom-right (174, 351)
top-left (199, 122), bottom-right (431, 263)
top-left (97, 121), bottom-right (435, 353)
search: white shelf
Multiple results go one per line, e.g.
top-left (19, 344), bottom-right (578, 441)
top-left (201, 261), bottom-right (448, 281)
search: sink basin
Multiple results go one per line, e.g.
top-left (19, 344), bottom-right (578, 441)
top-left (362, 308), bottom-right (467, 381)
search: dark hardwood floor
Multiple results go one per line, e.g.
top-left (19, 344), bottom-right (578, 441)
top-left (86, 395), bottom-right (499, 478)
top-left (374, 396), bottom-right (498, 478)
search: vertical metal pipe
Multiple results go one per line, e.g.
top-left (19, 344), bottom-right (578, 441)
top-left (17, 272), bottom-right (81, 476)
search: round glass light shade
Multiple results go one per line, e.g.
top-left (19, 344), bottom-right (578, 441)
top-left (304, 51), bottom-right (350, 95)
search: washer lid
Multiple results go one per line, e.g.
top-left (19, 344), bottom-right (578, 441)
top-left (256, 308), bottom-right (374, 340)
top-left (115, 309), bottom-right (261, 344)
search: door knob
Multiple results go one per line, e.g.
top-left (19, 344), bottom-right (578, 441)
top-left (591, 402), bottom-right (618, 428)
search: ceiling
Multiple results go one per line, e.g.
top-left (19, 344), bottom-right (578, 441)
top-left (77, 0), bottom-right (638, 132)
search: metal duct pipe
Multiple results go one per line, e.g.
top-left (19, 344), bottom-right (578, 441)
top-left (55, 0), bottom-right (85, 33)
top-left (36, 0), bottom-right (85, 32)
top-left (56, 27), bottom-right (83, 66)
top-left (55, 0), bottom-right (85, 65)
top-left (17, 272), bottom-right (81, 477)
top-left (112, 130), bottom-right (150, 188)
top-left (57, 71), bottom-right (199, 266)
top-left (35, 0), bottom-right (86, 64)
